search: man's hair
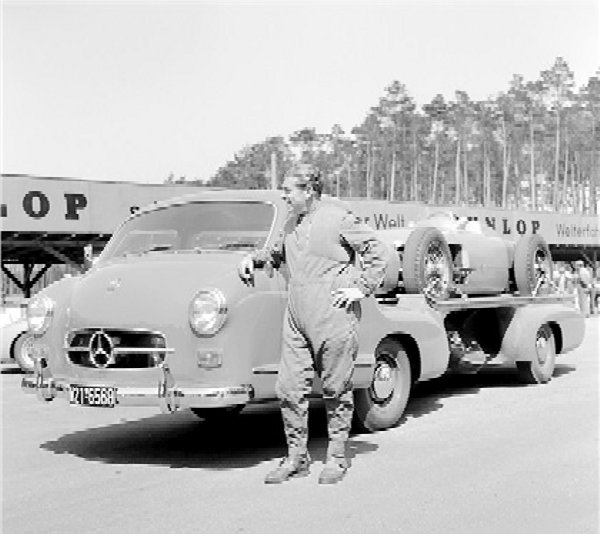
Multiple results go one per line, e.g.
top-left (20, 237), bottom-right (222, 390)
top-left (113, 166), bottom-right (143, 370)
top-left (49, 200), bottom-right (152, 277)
top-left (287, 163), bottom-right (323, 197)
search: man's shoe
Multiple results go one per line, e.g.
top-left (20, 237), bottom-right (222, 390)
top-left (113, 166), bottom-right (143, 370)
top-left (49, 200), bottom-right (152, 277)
top-left (318, 457), bottom-right (349, 485)
top-left (264, 454), bottom-right (310, 484)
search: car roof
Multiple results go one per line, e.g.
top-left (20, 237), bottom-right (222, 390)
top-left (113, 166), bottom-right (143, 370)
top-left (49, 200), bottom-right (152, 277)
top-left (133, 189), bottom-right (283, 217)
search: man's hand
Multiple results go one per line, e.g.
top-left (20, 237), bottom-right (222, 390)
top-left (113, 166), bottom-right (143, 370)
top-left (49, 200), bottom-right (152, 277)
top-left (331, 287), bottom-right (365, 310)
top-left (238, 255), bottom-right (255, 286)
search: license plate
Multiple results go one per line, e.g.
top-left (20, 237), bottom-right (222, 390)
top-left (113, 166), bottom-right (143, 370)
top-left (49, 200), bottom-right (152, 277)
top-left (70, 385), bottom-right (116, 407)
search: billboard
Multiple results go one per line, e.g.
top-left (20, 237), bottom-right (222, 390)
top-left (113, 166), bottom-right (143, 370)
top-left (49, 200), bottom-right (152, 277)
top-left (348, 201), bottom-right (599, 247)
top-left (1, 175), bottom-right (598, 247)
top-left (1, 175), bottom-right (201, 234)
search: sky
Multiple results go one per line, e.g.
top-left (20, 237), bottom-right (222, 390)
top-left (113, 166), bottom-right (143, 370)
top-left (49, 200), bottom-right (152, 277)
top-left (2, 0), bottom-right (598, 184)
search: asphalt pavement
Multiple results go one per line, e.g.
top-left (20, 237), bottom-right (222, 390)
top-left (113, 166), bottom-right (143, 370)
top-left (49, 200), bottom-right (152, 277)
top-left (2, 317), bottom-right (598, 534)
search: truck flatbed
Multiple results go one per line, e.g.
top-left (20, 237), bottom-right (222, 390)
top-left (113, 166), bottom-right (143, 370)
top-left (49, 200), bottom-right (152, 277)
top-left (430, 293), bottom-right (576, 312)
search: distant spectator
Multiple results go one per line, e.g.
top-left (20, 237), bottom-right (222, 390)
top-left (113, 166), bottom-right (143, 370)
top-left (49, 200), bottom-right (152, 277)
top-left (554, 264), bottom-right (569, 295)
top-left (574, 260), bottom-right (593, 317)
top-left (591, 267), bottom-right (599, 315)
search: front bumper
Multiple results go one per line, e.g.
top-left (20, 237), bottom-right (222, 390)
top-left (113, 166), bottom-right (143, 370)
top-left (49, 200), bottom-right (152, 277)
top-left (22, 357), bottom-right (254, 414)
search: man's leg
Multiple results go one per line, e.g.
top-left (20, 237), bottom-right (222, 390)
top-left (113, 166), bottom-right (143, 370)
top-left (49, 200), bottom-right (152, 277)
top-left (266, 305), bottom-right (313, 483)
top-left (316, 311), bottom-right (358, 484)
top-left (323, 389), bottom-right (354, 460)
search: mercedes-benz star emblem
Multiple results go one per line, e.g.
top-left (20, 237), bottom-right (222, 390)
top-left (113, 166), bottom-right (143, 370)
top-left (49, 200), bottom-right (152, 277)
top-left (88, 331), bottom-right (115, 368)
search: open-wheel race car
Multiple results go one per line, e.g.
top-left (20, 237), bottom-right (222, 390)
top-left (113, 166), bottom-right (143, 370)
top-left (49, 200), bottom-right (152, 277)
top-left (375, 212), bottom-right (554, 300)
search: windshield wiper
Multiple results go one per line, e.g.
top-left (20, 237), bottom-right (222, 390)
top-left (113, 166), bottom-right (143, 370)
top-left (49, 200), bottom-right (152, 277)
top-left (185, 243), bottom-right (257, 253)
top-left (145, 244), bottom-right (173, 253)
top-left (217, 242), bottom-right (257, 250)
top-left (123, 244), bottom-right (173, 257)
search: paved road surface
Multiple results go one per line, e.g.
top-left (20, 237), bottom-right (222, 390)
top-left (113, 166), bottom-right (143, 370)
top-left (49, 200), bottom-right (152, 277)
top-left (2, 318), bottom-right (598, 534)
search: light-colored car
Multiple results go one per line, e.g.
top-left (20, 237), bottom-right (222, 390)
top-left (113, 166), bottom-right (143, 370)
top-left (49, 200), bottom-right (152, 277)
top-left (376, 212), bottom-right (553, 300)
top-left (0, 306), bottom-right (35, 372)
top-left (21, 190), bottom-right (584, 431)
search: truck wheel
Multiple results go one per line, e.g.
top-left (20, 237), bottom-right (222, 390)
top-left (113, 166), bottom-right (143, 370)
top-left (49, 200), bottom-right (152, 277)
top-left (516, 324), bottom-right (556, 384)
top-left (190, 406), bottom-right (244, 421)
top-left (513, 234), bottom-right (553, 296)
top-left (12, 332), bottom-right (36, 373)
top-left (353, 338), bottom-right (412, 432)
top-left (403, 227), bottom-right (452, 300)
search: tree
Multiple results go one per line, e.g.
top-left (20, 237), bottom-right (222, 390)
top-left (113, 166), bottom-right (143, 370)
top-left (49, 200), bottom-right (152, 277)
top-left (208, 136), bottom-right (293, 190)
top-left (422, 94), bottom-right (449, 204)
top-left (540, 57), bottom-right (575, 209)
top-left (447, 91), bottom-right (476, 204)
top-left (578, 72), bottom-right (600, 214)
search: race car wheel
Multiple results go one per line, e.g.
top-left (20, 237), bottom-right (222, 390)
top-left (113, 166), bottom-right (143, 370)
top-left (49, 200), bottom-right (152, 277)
top-left (12, 332), bottom-right (36, 373)
top-left (190, 405), bottom-right (244, 422)
top-left (513, 234), bottom-right (553, 296)
top-left (516, 323), bottom-right (556, 384)
top-left (353, 338), bottom-right (412, 432)
top-left (403, 227), bottom-right (452, 299)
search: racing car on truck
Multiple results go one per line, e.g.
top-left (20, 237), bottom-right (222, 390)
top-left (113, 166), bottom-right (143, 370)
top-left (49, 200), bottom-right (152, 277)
top-left (22, 190), bottom-right (585, 431)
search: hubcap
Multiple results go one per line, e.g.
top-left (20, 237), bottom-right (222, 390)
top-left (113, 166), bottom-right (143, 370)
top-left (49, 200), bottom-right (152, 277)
top-left (424, 242), bottom-right (450, 297)
top-left (372, 357), bottom-right (396, 402)
top-left (535, 330), bottom-right (551, 365)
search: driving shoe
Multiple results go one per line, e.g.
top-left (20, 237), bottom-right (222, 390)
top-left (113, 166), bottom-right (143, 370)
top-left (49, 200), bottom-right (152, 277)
top-left (318, 456), bottom-right (350, 485)
top-left (264, 454), bottom-right (311, 484)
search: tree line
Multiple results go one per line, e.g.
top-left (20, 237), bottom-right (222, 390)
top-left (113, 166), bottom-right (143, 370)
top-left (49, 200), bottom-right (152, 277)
top-left (173, 58), bottom-right (599, 214)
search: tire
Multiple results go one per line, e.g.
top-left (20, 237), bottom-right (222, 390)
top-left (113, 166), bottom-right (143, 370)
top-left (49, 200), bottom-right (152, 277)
top-left (190, 405), bottom-right (244, 421)
top-left (353, 338), bottom-right (412, 432)
top-left (513, 234), bottom-right (553, 296)
top-left (403, 227), bottom-right (452, 300)
top-left (12, 332), bottom-right (36, 373)
top-left (516, 324), bottom-right (556, 384)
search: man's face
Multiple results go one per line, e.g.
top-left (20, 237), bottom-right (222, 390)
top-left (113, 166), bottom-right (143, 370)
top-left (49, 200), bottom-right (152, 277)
top-left (281, 175), bottom-right (312, 214)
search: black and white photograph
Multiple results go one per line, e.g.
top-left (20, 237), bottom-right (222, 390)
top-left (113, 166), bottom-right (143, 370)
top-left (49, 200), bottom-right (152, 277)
top-left (1, 0), bottom-right (599, 532)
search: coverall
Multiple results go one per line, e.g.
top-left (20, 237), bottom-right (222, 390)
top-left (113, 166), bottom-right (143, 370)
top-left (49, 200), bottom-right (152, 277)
top-left (259, 199), bottom-right (388, 459)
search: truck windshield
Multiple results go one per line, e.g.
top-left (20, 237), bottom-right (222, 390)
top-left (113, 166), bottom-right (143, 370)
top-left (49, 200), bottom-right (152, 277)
top-left (100, 201), bottom-right (275, 260)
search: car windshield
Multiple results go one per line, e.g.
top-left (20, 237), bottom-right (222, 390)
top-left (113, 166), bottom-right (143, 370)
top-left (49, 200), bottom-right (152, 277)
top-left (100, 201), bottom-right (275, 261)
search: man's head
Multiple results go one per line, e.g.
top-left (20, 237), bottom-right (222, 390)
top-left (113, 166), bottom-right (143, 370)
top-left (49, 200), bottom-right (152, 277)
top-left (281, 163), bottom-right (322, 214)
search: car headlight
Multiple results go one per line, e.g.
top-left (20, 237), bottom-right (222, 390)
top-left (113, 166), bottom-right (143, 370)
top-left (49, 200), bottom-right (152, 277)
top-left (189, 289), bottom-right (227, 336)
top-left (27, 296), bottom-right (54, 336)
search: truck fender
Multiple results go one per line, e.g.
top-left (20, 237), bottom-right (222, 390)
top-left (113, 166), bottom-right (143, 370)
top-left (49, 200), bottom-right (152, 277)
top-left (499, 304), bottom-right (583, 362)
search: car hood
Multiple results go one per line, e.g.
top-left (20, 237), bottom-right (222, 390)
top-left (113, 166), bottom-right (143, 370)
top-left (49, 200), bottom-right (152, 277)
top-left (68, 252), bottom-right (243, 330)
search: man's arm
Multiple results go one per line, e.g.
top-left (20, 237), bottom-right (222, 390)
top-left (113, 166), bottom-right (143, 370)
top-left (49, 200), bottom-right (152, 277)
top-left (339, 212), bottom-right (389, 297)
top-left (250, 240), bottom-right (285, 270)
top-left (238, 236), bottom-right (286, 286)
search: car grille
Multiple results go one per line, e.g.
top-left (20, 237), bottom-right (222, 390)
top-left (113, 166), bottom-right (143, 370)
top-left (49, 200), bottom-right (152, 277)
top-left (66, 328), bottom-right (170, 369)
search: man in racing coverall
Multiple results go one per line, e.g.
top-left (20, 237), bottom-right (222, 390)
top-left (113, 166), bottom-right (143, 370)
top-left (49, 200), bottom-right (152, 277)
top-left (239, 164), bottom-right (388, 484)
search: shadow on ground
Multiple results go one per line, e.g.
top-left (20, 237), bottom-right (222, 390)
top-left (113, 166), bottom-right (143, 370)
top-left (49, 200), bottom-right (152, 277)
top-left (41, 402), bottom-right (378, 470)
top-left (40, 364), bottom-right (574, 469)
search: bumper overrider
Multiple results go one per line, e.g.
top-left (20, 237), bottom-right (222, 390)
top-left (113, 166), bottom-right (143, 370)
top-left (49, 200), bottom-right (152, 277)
top-left (21, 357), bottom-right (254, 414)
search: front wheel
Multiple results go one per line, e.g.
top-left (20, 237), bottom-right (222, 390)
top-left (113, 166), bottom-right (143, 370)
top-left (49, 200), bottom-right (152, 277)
top-left (190, 405), bottom-right (244, 421)
top-left (516, 324), bottom-right (556, 384)
top-left (353, 338), bottom-right (412, 432)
